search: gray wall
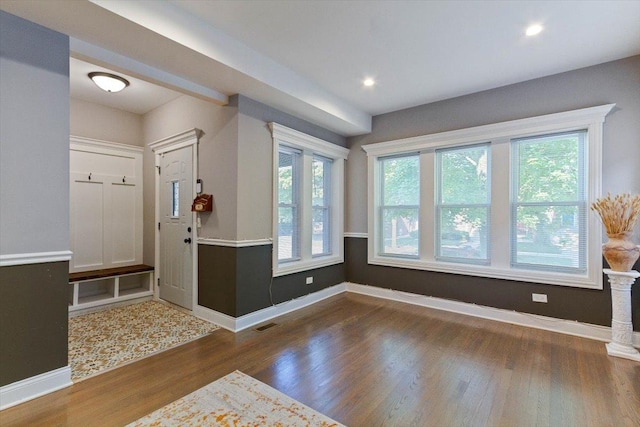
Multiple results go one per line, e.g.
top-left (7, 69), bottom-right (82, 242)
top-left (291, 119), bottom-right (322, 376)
top-left (195, 95), bottom-right (347, 316)
top-left (233, 94), bottom-right (346, 241)
top-left (0, 11), bottom-right (70, 387)
top-left (346, 56), bottom-right (640, 329)
top-left (142, 93), bottom-right (346, 316)
top-left (198, 244), bottom-right (345, 317)
top-left (142, 95), bottom-right (239, 264)
top-left (0, 11), bottom-right (70, 256)
top-left (0, 262), bottom-right (69, 386)
top-left (347, 55), bottom-right (640, 237)
top-left (70, 98), bottom-right (143, 147)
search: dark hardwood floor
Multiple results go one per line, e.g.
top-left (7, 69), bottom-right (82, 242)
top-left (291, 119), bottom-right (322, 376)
top-left (1, 293), bottom-right (639, 426)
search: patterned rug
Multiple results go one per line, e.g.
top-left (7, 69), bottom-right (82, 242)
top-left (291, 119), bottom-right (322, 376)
top-left (69, 301), bottom-right (219, 382)
top-left (127, 370), bottom-right (345, 427)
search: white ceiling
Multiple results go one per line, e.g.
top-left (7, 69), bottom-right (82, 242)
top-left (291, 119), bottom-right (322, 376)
top-left (3, 0), bottom-right (640, 135)
top-left (70, 58), bottom-right (182, 115)
top-left (172, 0), bottom-right (640, 116)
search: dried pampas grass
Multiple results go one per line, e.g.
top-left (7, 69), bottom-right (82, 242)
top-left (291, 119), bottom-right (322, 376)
top-left (591, 193), bottom-right (640, 235)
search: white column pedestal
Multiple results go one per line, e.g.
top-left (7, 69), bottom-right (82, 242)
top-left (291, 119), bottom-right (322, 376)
top-left (604, 269), bottom-right (640, 362)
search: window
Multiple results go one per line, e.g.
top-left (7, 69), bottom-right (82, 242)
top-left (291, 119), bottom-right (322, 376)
top-left (436, 143), bottom-right (490, 263)
top-left (171, 180), bottom-right (179, 217)
top-left (312, 156), bottom-right (332, 257)
top-left (379, 154), bottom-right (420, 257)
top-left (363, 104), bottom-right (614, 289)
top-left (271, 123), bottom-right (349, 276)
top-left (278, 148), bottom-right (301, 262)
top-left (511, 131), bottom-right (586, 273)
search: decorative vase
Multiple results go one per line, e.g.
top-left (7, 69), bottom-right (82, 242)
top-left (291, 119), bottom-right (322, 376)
top-left (602, 232), bottom-right (640, 272)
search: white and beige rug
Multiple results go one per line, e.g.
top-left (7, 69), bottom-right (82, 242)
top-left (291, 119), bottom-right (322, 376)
top-left (127, 370), bottom-right (345, 427)
top-left (69, 301), bottom-right (219, 382)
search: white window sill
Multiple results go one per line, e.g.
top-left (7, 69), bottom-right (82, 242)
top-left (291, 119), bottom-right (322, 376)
top-left (368, 255), bottom-right (603, 290)
top-left (274, 255), bottom-right (344, 277)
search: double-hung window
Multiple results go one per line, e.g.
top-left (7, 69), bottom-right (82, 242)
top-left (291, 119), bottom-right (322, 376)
top-left (511, 131), bottom-right (586, 273)
top-left (271, 123), bottom-right (349, 276)
top-left (278, 148), bottom-right (301, 262)
top-left (312, 155), bottom-right (332, 257)
top-left (436, 143), bottom-right (490, 263)
top-left (363, 104), bottom-right (614, 289)
top-left (379, 154), bottom-right (420, 257)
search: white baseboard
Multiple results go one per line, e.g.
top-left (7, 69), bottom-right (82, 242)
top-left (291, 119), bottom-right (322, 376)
top-left (193, 305), bottom-right (237, 332)
top-left (0, 366), bottom-right (72, 410)
top-left (194, 283), bottom-right (347, 333)
top-left (6, 281), bottom-right (632, 411)
top-left (195, 280), bottom-right (639, 348)
top-left (345, 282), bottom-right (640, 348)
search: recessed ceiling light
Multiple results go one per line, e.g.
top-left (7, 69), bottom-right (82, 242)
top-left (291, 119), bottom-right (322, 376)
top-left (363, 78), bottom-right (375, 87)
top-left (525, 24), bottom-right (543, 37)
top-left (88, 72), bottom-right (130, 93)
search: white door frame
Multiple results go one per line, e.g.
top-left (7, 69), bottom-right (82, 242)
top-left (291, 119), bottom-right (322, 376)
top-left (150, 128), bottom-right (202, 311)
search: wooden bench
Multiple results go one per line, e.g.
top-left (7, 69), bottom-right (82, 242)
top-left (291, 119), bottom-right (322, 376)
top-left (68, 264), bottom-right (155, 312)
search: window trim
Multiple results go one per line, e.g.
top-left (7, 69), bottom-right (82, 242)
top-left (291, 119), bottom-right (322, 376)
top-left (270, 123), bottom-right (349, 277)
top-left (362, 104), bottom-right (615, 289)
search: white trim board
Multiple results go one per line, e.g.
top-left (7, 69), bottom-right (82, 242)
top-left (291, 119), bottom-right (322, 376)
top-left (344, 232), bottom-right (367, 238)
top-left (0, 366), bottom-right (72, 410)
top-left (0, 251), bottom-right (73, 267)
top-left (70, 135), bottom-right (143, 155)
top-left (361, 104), bottom-right (615, 157)
top-left (193, 283), bottom-right (347, 333)
top-left (345, 283), bottom-right (640, 348)
top-left (197, 234), bottom-right (367, 246)
top-left (197, 238), bottom-right (272, 248)
top-left (149, 128), bottom-right (202, 154)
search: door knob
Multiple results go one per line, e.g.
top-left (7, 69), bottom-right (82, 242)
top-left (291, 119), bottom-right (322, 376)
top-left (184, 238), bottom-right (192, 244)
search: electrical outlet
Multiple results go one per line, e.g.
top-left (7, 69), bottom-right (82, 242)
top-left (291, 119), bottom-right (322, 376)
top-left (532, 293), bottom-right (548, 303)
top-left (306, 276), bottom-right (313, 285)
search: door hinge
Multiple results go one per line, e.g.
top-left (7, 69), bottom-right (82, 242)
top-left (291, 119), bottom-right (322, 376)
top-left (157, 278), bottom-right (160, 286)
top-left (158, 222), bottom-right (161, 231)
top-left (156, 165), bottom-right (161, 174)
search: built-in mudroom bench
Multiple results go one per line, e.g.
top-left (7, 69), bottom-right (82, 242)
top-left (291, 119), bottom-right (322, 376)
top-left (68, 264), bottom-right (154, 312)
top-left (68, 136), bottom-right (149, 313)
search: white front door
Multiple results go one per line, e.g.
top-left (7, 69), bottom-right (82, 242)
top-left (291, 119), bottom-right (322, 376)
top-left (159, 146), bottom-right (193, 309)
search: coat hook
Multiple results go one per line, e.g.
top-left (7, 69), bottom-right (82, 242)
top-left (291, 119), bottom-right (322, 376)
top-left (88, 173), bottom-right (92, 181)
top-left (122, 176), bottom-right (126, 183)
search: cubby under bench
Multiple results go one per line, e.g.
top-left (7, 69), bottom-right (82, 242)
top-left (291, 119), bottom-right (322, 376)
top-left (68, 264), bottom-right (155, 312)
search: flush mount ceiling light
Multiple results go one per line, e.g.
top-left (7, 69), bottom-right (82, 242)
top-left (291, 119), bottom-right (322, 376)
top-left (363, 78), bottom-right (375, 87)
top-left (525, 24), bottom-right (543, 37)
top-left (88, 72), bottom-right (130, 93)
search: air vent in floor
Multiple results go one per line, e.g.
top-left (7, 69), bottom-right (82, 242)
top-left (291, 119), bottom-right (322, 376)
top-left (255, 322), bottom-right (278, 332)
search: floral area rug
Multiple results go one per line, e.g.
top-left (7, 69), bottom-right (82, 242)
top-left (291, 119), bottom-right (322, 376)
top-left (69, 301), bottom-right (219, 382)
top-left (127, 370), bottom-right (345, 427)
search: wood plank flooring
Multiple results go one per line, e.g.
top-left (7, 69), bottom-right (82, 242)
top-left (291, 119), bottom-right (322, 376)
top-left (1, 293), bottom-right (639, 426)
